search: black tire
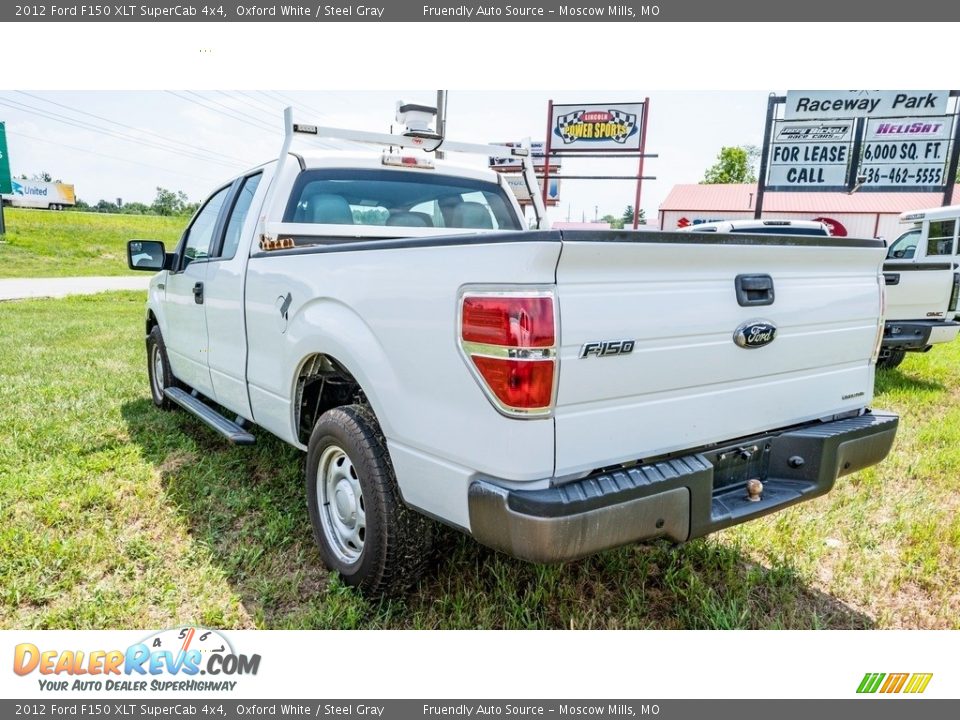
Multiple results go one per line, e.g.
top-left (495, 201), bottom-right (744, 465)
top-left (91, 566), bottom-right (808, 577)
top-left (146, 325), bottom-right (177, 410)
top-left (306, 404), bottom-right (434, 597)
top-left (876, 348), bottom-right (906, 370)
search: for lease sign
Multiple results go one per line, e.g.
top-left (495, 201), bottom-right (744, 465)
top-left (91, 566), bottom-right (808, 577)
top-left (784, 91), bottom-right (949, 120)
top-left (767, 120), bottom-right (854, 188)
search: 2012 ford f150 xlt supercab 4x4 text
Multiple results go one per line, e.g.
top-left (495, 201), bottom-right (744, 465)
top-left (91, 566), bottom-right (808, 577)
top-left (126, 106), bottom-right (899, 596)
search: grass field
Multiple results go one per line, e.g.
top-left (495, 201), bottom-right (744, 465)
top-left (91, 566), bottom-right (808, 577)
top-left (1, 291), bottom-right (958, 629)
top-left (0, 208), bottom-right (185, 278)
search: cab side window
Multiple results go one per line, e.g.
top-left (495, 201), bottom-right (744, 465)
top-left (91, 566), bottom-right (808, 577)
top-left (887, 229), bottom-right (920, 259)
top-left (927, 220), bottom-right (957, 257)
top-left (181, 186), bottom-right (231, 267)
top-left (221, 173), bottom-right (262, 260)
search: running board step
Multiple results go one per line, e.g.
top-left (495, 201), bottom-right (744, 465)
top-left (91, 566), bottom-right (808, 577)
top-left (163, 387), bottom-right (256, 445)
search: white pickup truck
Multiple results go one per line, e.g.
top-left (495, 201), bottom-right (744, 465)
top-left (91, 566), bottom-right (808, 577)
top-left (126, 107), bottom-right (898, 596)
top-left (879, 205), bottom-right (960, 369)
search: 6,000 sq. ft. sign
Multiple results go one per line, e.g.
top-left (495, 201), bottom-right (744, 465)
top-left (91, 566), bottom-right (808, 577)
top-left (858, 116), bottom-right (955, 188)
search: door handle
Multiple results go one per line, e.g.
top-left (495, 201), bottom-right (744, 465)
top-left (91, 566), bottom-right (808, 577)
top-left (193, 282), bottom-right (204, 304)
top-left (734, 274), bottom-right (775, 307)
top-left (884, 273), bottom-right (901, 286)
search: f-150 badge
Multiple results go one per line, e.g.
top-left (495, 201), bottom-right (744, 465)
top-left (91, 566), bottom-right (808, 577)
top-left (734, 321), bottom-right (777, 349)
top-left (579, 340), bottom-right (636, 358)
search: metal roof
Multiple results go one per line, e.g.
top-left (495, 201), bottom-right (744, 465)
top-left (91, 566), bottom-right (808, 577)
top-left (660, 184), bottom-right (959, 214)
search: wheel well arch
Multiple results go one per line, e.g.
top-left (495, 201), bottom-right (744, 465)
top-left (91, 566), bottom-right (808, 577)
top-left (293, 352), bottom-right (369, 445)
top-left (146, 309), bottom-right (159, 336)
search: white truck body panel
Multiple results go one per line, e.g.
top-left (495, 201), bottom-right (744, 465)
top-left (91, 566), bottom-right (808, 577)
top-left (553, 239), bottom-right (883, 477)
top-left (883, 261), bottom-right (954, 321)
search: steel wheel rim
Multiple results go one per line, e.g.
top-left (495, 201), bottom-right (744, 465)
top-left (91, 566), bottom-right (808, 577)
top-left (317, 444), bottom-right (365, 564)
top-left (150, 344), bottom-right (164, 399)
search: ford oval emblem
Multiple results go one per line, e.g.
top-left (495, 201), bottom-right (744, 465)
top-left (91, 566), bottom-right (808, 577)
top-left (734, 320), bottom-right (777, 349)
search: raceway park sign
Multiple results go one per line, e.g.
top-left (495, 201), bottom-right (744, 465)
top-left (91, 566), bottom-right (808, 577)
top-left (550, 102), bottom-right (644, 151)
top-left (784, 90), bottom-right (949, 120)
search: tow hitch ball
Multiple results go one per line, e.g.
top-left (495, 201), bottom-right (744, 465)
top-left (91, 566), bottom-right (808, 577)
top-left (746, 478), bottom-right (764, 502)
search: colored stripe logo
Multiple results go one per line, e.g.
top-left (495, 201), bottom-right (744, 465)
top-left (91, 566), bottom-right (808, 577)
top-left (857, 672), bottom-right (933, 694)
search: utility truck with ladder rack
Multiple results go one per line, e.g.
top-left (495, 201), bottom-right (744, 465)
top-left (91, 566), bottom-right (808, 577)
top-left (127, 103), bottom-right (898, 596)
top-left (879, 205), bottom-right (960, 369)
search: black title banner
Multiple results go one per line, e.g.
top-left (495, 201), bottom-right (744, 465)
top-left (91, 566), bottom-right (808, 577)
top-left (4, 0), bottom-right (958, 21)
top-left (2, 700), bottom-right (959, 720)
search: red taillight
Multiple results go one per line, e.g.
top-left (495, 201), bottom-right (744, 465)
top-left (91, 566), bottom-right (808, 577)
top-left (470, 357), bottom-right (555, 410)
top-left (461, 296), bottom-right (555, 347)
top-left (460, 291), bottom-right (557, 417)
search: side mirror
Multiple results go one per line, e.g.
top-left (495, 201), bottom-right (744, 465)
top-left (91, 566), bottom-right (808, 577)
top-left (127, 240), bottom-right (169, 271)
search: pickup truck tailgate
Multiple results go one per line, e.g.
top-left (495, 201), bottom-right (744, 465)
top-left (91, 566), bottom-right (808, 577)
top-left (553, 232), bottom-right (886, 478)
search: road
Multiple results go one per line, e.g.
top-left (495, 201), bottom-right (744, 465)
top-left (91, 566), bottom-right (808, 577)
top-left (0, 276), bottom-right (151, 301)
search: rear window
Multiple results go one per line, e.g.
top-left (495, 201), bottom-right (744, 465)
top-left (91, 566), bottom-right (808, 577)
top-left (283, 169), bottom-right (522, 231)
top-left (926, 219), bottom-right (957, 256)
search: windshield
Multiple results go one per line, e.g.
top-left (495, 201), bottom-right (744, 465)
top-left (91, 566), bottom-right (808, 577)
top-left (887, 228), bottom-right (921, 259)
top-left (283, 169), bottom-right (522, 231)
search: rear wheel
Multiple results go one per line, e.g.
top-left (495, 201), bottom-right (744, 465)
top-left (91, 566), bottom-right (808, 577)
top-left (146, 326), bottom-right (177, 409)
top-left (876, 348), bottom-right (906, 370)
top-left (306, 404), bottom-right (434, 596)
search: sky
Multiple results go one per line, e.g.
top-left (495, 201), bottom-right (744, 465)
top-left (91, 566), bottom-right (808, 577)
top-left (0, 90), bottom-right (770, 221)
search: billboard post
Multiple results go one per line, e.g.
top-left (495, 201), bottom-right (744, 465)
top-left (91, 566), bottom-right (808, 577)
top-left (632, 98), bottom-right (651, 229)
top-left (0, 121), bottom-right (11, 235)
top-left (945, 90), bottom-right (960, 205)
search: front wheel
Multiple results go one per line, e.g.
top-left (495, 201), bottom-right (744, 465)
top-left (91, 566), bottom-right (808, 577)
top-left (306, 405), bottom-right (434, 596)
top-left (146, 326), bottom-right (177, 409)
top-left (876, 348), bottom-right (906, 370)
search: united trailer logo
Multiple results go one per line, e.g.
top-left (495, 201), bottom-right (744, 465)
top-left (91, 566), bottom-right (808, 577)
top-left (856, 672), bottom-right (933, 694)
top-left (555, 109), bottom-right (638, 145)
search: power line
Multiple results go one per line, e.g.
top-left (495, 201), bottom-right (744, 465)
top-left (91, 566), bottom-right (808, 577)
top-left (0, 96), bottom-right (245, 170)
top-left (4, 128), bottom-right (225, 185)
top-left (15, 90), bottom-right (252, 166)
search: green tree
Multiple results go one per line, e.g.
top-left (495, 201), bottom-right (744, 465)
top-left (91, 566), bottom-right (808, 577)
top-left (600, 213), bottom-right (624, 230)
top-left (620, 205), bottom-right (646, 227)
top-left (701, 146), bottom-right (758, 184)
top-left (152, 187), bottom-right (190, 216)
top-left (120, 202), bottom-right (151, 215)
top-left (94, 199), bottom-right (120, 213)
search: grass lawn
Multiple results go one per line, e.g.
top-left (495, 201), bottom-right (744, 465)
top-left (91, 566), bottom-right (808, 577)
top-left (0, 208), bottom-right (185, 278)
top-left (1, 291), bottom-right (958, 629)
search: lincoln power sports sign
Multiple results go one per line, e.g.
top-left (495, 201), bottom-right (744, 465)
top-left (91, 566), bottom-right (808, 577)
top-left (551, 102), bottom-right (644, 151)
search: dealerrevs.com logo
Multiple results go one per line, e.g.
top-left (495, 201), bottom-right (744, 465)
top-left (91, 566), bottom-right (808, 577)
top-left (13, 627), bottom-right (260, 692)
top-left (857, 672), bottom-right (933, 694)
